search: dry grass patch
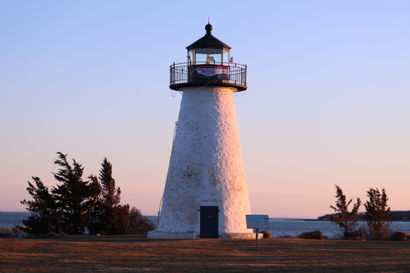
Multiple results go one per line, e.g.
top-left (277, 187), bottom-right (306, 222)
top-left (1, 236), bottom-right (410, 272)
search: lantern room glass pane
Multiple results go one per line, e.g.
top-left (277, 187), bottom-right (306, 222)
top-left (193, 48), bottom-right (224, 65)
top-left (208, 53), bottom-right (221, 64)
top-left (194, 48), bottom-right (207, 64)
top-left (188, 50), bottom-right (193, 64)
top-left (207, 48), bottom-right (222, 65)
top-left (223, 50), bottom-right (229, 65)
top-left (195, 53), bottom-right (207, 64)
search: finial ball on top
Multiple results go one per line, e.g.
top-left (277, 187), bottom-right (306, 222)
top-left (205, 23), bottom-right (213, 34)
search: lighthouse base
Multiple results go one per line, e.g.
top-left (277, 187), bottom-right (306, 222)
top-left (147, 231), bottom-right (260, 239)
top-left (147, 231), bottom-right (197, 239)
top-left (222, 233), bottom-right (262, 239)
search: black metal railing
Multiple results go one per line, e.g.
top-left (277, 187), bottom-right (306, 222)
top-left (170, 62), bottom-right (247, 90)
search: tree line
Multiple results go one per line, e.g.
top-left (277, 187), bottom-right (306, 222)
top-left (329, 185), bottom-right (393, 240)
top-left (20, 152), bottom-right (155, 235)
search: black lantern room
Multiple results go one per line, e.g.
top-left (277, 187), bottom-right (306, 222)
top-left (170, 24), bottom-right (247, 91)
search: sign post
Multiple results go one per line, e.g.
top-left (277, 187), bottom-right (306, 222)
top-left (246, 215), bottom-right (269, 251)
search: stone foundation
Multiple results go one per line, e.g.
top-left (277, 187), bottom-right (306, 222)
top-left (147, 231), bottom-right (196, 239)
top-left (222, 233), bottom-right (262, 239)
top-left (147, 231), bottom-right (261, 239)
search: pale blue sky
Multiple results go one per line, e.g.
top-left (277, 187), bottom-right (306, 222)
top-left (1, 1), bottom-right (409, 218)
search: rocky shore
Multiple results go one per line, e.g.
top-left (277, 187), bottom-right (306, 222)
top-left (0, 226), bottom-right (27, 238)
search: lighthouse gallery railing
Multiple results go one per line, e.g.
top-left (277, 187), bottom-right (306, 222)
top-left (170, 62), bottom-right (247, 88)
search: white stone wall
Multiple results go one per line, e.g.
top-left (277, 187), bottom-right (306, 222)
top-left (156, 86), bottom-right (252, 236)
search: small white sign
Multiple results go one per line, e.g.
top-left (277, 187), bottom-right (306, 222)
top-left (246, 215), bottom-right (269, 229)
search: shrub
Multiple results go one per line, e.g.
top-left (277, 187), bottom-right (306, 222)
top-left (364, 188), bottom-right (393, 240)
top-left (126, 207), bottom-right (156, 234)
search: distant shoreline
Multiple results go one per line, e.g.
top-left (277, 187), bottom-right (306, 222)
top-left (2, 212), bottom-right (410, 222)
top-left (317, 210), bottom-right (410, 222)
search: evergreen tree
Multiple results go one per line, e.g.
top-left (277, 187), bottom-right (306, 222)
top-left (96, 158), bottom-right (129, 234)
top-left (364, 187), bottom-right (393, 240)
top-left (87, 175), bottom-right (104, 234)
top-left (21, 152), bottom-right (132, 235)
top-left (329, 185), bottom-right (361, 239)
top-left (115, 204), bottom-right (131, 234)
top-left (51, 152), bottom-right (101, 234)
top-left (20, 177), bottom-right (59, 233)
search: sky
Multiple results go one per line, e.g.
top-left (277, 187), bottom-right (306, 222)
top-left (1, 0), bottom-right (409, 218)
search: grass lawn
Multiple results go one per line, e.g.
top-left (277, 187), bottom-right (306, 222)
top-left (1, 236), bottom-right (410, 272)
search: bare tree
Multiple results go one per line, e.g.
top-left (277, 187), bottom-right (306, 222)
top-left (330, 185), bottom-right (361, 239)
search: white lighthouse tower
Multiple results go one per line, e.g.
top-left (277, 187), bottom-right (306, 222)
top-left (148, 23), bottom-right (253, 239)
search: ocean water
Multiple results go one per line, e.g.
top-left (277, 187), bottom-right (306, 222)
top-left (268, 219), bottom-right (410, 237)
top-left (0, 212), bottom-right (157, 229)
top-left (2, 212), bottom-right (410, 238)
top-left (0, 212), bottom-right (30, 228)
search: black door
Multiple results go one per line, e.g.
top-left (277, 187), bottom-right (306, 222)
top-left (200, 206), bottom-right (219, 238)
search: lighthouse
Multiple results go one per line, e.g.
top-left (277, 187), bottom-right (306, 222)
top-left (148, 23), bottom-right (253, 239)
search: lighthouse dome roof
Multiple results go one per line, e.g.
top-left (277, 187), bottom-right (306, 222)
top-left (186, 24), bottom-right (231, 51)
